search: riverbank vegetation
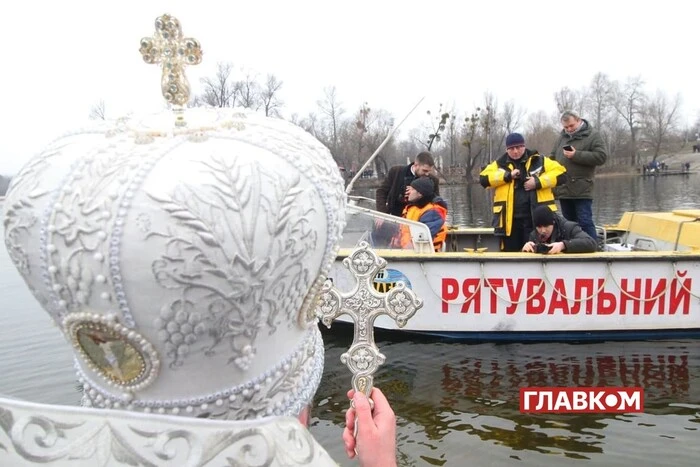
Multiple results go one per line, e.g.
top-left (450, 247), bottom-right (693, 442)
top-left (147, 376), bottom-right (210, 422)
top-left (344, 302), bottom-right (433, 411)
top-left (86, 65), bottom-right (697, 184)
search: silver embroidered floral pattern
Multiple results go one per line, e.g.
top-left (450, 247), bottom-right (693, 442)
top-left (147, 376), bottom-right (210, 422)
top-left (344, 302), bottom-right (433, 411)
top-left (0, 397), bottom-right (336, 466)
top-left (3, 144), bottom-right (64, 278)
top-left (145, 157), bottom-right (318, 369)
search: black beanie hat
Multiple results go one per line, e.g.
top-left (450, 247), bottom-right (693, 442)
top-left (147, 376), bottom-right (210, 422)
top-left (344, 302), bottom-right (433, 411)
top-left (505, 132), bottom-right (525, 149)
top-left (533, 205), bottom-right (555, 226)
top-left (410, 177), bottom-right (435, 198)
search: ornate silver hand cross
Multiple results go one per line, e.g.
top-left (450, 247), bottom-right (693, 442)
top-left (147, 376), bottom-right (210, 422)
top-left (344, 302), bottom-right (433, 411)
top-left (139, 14), bottom-right (202, 119)
top-left (316, 242), bottom-right (423, 397)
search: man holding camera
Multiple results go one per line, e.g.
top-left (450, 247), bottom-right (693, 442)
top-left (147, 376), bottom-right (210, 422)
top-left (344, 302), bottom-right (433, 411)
top-left (522, 205), bottom-right (597, 254)
top-left (480, 133), bottom-right (566, 252)
top-left (551, 110), bottom-right (608, 240)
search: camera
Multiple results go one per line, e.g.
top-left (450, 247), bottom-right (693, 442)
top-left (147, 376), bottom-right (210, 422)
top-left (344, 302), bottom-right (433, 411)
top-left (535, 243), bottom-right (552, 254)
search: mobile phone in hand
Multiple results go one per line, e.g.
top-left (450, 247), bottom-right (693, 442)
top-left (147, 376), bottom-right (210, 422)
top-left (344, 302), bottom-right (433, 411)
top-left (563, 145), bottom-right (574, 151)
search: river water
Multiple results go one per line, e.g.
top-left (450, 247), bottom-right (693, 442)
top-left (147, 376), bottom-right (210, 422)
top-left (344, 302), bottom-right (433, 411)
top-left (2, 173), bottom-right (700, 466)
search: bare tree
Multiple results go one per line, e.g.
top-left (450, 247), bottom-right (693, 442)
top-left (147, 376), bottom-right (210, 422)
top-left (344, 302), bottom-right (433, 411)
top-left (445, 113), bottom-right (459, 167)
top-left (397, 138), bottom-right (420, 163)
top-left (260, 74), bottom-right (284, 117)
top-left (604, 117), bottom-right (629, 166)
top-left (525, 110), bottom-right (558, 155)
top-left (360, 107), bottom-right (396, 176)
top-left (89, 100), bottom-right (107, 120)
top-left (354, 102), bottom-right (371, 162)
top-left (480, 93), bottom-right (499, 162)
top-left (611, 76), bottom-right (646, 166)
top-left (643, 91), bottom-right (682, 160)
top-left (461, 109), bottom-right (485, 181)
top-left (585, 72), bottom-right (613, 129)
top-left (297, 111), bottom-right (330, 147)
top-left (425, 104), bottom-right (450, 152)
top-left (342, 102), bottom-right (396, 174)
top-left (554, 87), bottom-right (584, 115)
top-left (238, 70), bottom-right (260, 110)
top-left (363, 109), bottom-right (395, 154)
top-left (198, 62), bottom-right (240, 108)
top-left (500, 100), bottom-right (525, 135)
top-left (317, 86), bottom-right (345, 159)
top-left (288, 113), bottom-right (302, 126)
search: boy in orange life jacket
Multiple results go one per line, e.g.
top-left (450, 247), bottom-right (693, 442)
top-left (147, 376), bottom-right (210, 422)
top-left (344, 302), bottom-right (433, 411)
top-left (396, 177), bottom-right (448, 252)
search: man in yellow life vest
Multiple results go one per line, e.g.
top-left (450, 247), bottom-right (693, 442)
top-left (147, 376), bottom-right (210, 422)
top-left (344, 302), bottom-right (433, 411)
top-left (480, 133), bottom-right (567, 252)
top-left (396, 177), bottom-right (448, 252)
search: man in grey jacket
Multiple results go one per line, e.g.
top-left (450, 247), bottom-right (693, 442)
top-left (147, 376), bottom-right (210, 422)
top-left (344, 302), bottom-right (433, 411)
top-left (551, 110), bottom-right (607, 240)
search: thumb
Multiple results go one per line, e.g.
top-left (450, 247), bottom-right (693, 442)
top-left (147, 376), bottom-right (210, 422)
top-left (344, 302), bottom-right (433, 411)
top-left (353, 392), bottom-right (375, 428)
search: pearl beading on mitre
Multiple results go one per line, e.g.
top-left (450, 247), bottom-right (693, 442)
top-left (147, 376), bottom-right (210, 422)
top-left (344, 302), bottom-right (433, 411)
top-left (40, 155), bottom-right (85, 320)
top-left (76, 324), bottom-right (324, 420)
top-left (107, 139), bottom-right (183, 328)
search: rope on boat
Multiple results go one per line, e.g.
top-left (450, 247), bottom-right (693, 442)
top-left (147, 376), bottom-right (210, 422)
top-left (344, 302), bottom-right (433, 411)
top-left (480, 263), bottom-right (546, 305)
top-left (417, 261), bottom-right (552, 306)
top-left (602, 261), bottom-right (673, 302)
top-left (674, 262), bottom-right (700, 299)
top-left (540, 262), bottom-right (608, 303)
top-left (419, 262), bottom-right (483, 305)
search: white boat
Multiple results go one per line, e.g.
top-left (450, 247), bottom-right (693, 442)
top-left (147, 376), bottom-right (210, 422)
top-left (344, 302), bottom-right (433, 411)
top-left (326, 201), bottom-right (700, 340)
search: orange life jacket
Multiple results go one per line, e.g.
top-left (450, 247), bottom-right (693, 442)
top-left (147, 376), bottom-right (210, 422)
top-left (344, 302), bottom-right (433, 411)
top-left (398, 202), bottom-right (448, 252)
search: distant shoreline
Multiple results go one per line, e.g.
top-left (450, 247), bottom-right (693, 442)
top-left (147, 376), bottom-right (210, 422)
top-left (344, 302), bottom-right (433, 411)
top-left (351, 150), bottom-right (699, 188)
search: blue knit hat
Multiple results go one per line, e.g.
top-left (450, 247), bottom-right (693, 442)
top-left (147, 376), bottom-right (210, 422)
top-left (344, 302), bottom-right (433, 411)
top-left (505, 133), bottom-right (525, 149)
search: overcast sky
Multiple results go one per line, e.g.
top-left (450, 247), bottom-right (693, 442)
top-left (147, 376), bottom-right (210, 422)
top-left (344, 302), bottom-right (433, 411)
top-left (0, 0), bottom-right (696, 175)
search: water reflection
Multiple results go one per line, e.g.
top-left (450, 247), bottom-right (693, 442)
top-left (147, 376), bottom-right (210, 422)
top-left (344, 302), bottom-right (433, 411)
top-left (314, 330), bottom-right (700, 466)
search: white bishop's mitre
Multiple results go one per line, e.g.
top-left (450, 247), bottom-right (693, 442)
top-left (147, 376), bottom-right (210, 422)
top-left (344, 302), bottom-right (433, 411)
top-left (2, 107), bottom-right (346, 421)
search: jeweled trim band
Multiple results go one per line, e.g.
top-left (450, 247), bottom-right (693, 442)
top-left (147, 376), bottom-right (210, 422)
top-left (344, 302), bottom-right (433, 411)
top-left (77, 325), bottom-right (324, 420)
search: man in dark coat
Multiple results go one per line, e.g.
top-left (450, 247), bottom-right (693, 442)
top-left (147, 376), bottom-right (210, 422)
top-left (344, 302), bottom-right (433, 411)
top-left (522, 205), bottom-right (597, 254)
top-left (376, 151), bottom-right (440, 216)
top-left (551, 110), bottom-right (607, 240)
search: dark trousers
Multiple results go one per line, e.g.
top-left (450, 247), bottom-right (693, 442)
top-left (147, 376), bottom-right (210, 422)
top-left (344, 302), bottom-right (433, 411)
top-left (502, 217), bottom-right (533, 252)
top-left (559, 198), bottom-right (597, 240)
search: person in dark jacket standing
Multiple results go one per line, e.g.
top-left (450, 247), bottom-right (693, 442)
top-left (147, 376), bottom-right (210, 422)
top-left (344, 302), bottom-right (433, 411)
top-left (522, 205), bottom-right (597, 254)
top-left (376, 151), bottom-right (440, 216)
top-left (551, 110), bottom-right (607, 240)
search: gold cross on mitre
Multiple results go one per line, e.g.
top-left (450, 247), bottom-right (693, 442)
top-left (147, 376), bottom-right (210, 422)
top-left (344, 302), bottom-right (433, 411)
top-left (139, 14), bottom-right (202, 125)
top-left (317, 242), bottom-right (423, 398)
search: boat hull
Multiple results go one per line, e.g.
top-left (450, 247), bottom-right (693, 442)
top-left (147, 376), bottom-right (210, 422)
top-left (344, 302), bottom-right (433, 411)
top-left (328, 251), bottom-right (700, 339)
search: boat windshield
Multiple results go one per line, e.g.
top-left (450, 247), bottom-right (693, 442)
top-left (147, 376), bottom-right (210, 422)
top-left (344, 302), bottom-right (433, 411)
top-left (340, 203), bottom-right (435, 253)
